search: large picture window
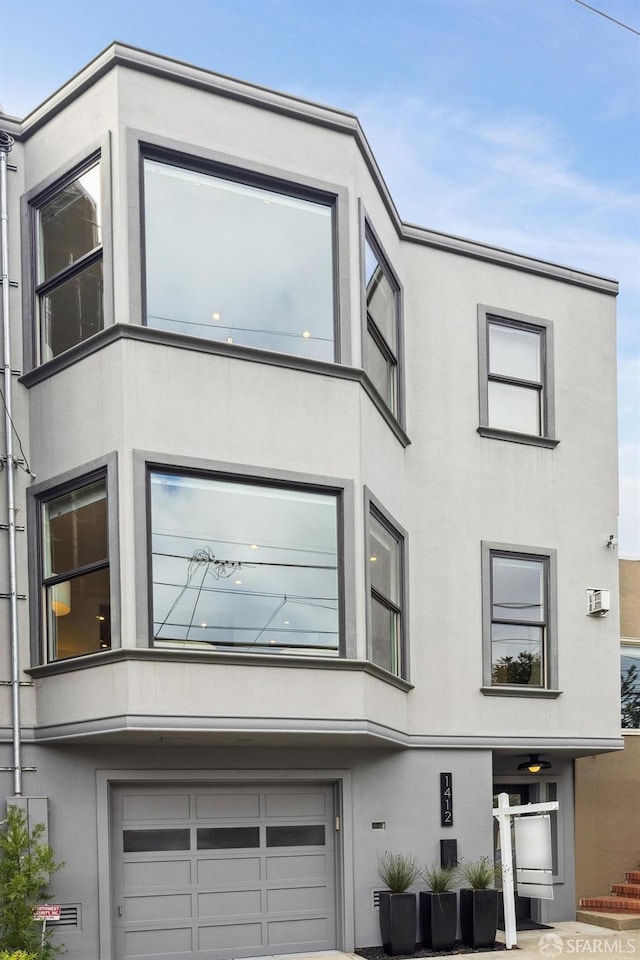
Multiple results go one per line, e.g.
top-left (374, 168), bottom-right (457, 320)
top-left (366, 500), bottom-right (405, 677)
top-left (478, 306), bottom-right (557, 446)
top-left (363, 228), bottom-right (401, 418)
top-left (149, 471), bottom-right (340, 655)
top-left (143, 157), bottom-right (335, 362)
top-left (34, 158), bottom-right (103, 362)
top-left (482, 542), bottom-right (557, 693)
top-left (41, 476), bottom-right (110, 661)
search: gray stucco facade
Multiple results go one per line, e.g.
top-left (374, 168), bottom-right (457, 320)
top-left (0, 43), bottom-right (621, 960)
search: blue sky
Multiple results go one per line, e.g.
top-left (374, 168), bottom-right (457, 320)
top-left (1, 0), bottom-right (639, 555)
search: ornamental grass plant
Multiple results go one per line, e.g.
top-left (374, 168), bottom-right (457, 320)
top-left (457, 856), bottom-right (495, 890)
top-left (376, 851), bottom-right (420, 893)
top-left (421, 862), bottom-right (457, 893)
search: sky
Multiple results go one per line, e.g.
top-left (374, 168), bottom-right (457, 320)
top-left (1, 0), bottom-right (639, 556)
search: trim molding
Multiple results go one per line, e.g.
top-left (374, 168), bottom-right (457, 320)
top-left (2, 42), bottom-right (618, 295)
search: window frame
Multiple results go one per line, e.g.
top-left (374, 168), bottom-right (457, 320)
top-left (138, 140), bottom-right (348, 366)
top-left (364, 489), bottom-right (408, 680)
top-left (142, 457), bottom-right (354, 661)
top-left (621, 640), bottom-right (640, 730)
top-left (28, 454), bottom-right (119, 665)
top-left (477, 304), bottom-right (558, 448)
top-left (23, 144), bottom-right (113, 370)
top-left (360, 211), bottom-right (405, 429)
top-left (481, 541), bottom-right (559, 697)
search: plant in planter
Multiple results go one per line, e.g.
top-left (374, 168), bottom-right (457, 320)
top-left (377, 851), bottom-right (420, 956)
top-left (419, 863), bottom-right (457, 951)
top-left (458, 856), bottom-right (498, 949)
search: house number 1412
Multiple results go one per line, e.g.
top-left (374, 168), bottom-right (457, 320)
top-left (440, 772), bottom-right (453, 826)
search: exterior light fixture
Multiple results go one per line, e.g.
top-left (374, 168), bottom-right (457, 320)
top-left (517, 753), bottom-right (552, 774)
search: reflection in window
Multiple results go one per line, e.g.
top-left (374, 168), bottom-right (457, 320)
top-left (487, 320), bottom-right (544, 435)
top-left (42, 478), bottom-right (110, 661)
top-left (150, 472), bottom-right (339, 656)
top-left (491, 554), bottom-right (546, 686)
top-left (144, 159), bottom-right (335, 361)
top-left (621, 643), bottom-right (640, 729)
top-left (35, 161), bottom-right (103, 361)
top-left (364, 234), bottom-right (399, 416)
top-left (368, 509), bottom-right (403, 676)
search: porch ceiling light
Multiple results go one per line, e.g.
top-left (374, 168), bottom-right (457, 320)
top-left (517, 753), bottom-right (552, 774)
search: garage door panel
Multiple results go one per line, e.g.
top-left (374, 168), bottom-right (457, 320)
top-left (124, 859), bottom-right (192, 887)
top-left (122, 794), bottom-right (191, 821)
top-left (198, 920), bottom-right (263, 951)
top-left (197, 855), bottom-right (261, 883)
top-left (267, 916), bottom-right (329, 945)
top-left (124, 925), bottom-right (192, 957)
top-left (196, 792), bottom-right (260, 819)
top-left (267, 885), bottom-right (326, 912)
top-left (265, 791), bottom-right (327, 818)
top-left (125, 893), bottom-right (192, 923)
top-left (266, 852), bottom-right (326, 880)
top-left (197, 888), bottom-right (262, 917)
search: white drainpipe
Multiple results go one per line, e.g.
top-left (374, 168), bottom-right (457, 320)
top-left (0, 130), bottom-right (23, 796)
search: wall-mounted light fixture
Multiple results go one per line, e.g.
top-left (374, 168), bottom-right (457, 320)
top-left (517, 753), bottom-right (552, 774)
top-left (606, 535), bottom-right (618, 549)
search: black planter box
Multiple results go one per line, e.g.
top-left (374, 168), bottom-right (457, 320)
top-left (419, 891), bottom-right (457, 951)
top-left (379, 891), bottom-right (417, 956)
top-left (459, 888), bottom-right (498, 949)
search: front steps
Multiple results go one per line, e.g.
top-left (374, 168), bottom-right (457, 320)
top-left (578, 871), bottom-right (640, 930)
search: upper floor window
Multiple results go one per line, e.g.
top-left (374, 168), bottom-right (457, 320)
top-left (477, 306), bottom-right (557, 447)
top-left (482, 542), bottom-right (558, 693)
top-left (621, 642), bottom-right (640, 729)
top-left (149, 471), bottom-right (340, 656)
top-left (363, 228), bottom-right (401, 418)
top-left (366, 498), bottom-right (406, 677)
top-left (41, 476), bottom-right (111, 660)
top-left (34, 158), bottom-right (103, 362)
top-left (143, 156), bottom-right (336, 362)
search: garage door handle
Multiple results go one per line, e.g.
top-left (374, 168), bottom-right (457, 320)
top-left (118, 905), bottom-right (122, 917)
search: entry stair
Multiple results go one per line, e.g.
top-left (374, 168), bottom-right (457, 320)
top-left (577, 869), bottom-right (640, 930)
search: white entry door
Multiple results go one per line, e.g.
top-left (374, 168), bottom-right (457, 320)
top-left (111, 782), bottom-right (337, 960)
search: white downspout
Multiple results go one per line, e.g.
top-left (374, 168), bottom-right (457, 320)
top-left (0, 130), bottom-right (22, 797)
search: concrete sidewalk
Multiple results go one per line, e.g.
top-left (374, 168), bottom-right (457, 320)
top-left (266, 923), bottom-right (640, 960)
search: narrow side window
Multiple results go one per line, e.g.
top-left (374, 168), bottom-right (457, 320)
top-left (363, 229), bottom-right (401, 418)
top-left (367, 502), bottom-right (405, 677)
top-left (33, 158), bottom-right (103, 362)
top-left (41, 476), bottom-right (110, 661)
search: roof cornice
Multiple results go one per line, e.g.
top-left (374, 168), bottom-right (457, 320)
top-left (0, 42), bottom-right (618, 294)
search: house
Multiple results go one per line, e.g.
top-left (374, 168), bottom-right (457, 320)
top-left (0, 42), bottom-right (622, 960)
top-left (575, 558), bottom-right (640, 922)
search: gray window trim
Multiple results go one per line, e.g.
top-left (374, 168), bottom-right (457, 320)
top-left (127, 128), bottom-right (351, 365)
top-left (21, 135), bottom-right (114, 373)
top-left (17, 323), bottom-right (411, 449)
top-left (133, 451), bottom-right (356, 660)
top-left (364, 487), bottom-right (409, 681)
top-left (359, 202), bottom-right (406, 432)
top-left (27, 452), bottom-right (119, 665)
top-left (477, 304), bottom-right (558, 447)
top-left (481, 540), bottom-right (559, 695)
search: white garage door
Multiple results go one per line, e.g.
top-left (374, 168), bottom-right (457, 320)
top-left (111, 783), bottom-right (337, 960)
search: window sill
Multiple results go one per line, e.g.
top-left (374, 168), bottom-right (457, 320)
top-left (480, 685), bottom-right (562, 699)
top-left (27, 647), bottom-right (414, 691)
top-left (477, 426), bottom-right (559, 448)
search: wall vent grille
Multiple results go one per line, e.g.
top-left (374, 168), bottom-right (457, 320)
top-left (46, 904), bottom-right (81, 930)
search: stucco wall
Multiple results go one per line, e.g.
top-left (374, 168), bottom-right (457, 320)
top-left (575, 734), bottom-right (640, 901)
